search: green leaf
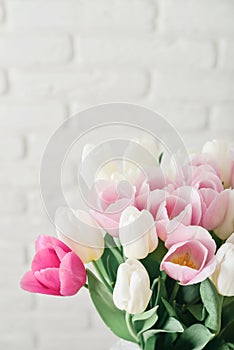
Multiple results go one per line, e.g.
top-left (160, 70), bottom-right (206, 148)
top-left (143, 316), bottom-right (184, 342)
top-left (104, 234), bottom-right (124, 265)
top-left (154, 276), bottom-right (168, 325)
top-left (203, 337), bottom-right (232, 350)
top-left (187, 304), bottom-right (206, 321)
top-left (220, 320), bottom-right (234, 343)
top-left (141, 240), bottom-right (167, 282)
top-left (144, 335), bottom-right (157, 350)
top-left (161, 297), bottom-right (177, 318)
top-left (163, 317), bottom-right (184, 333)
top-left (87, 269), bottom-right (136, 343)
top-left (200, 279), bottom-right (223, 333)
top-left (132, 306), bottom-right (158, 335)
top-left (155, 277), bottom-right (168, 306)
top-left (221, 296), bottom-right (234, 341)
top-left (178, 283), bottom-right (200, 305)
top-left (174, 324), bottom-right (214, 350)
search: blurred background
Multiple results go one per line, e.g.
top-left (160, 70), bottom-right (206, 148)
top-left (0, 0), bottom-right (234, 349)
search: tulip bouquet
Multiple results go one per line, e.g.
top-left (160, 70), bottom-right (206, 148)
top-left (20, 139), bottom-right (234, 350)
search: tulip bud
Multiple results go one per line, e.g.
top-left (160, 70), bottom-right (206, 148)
top-left (211, 233), bottom-right (234, 296)
top-left (119, 206), bottom-right (158, 259)
top-left (55, 207), bottom-right (104, 263)
top-left (214, 190), bottom-right (234, 240)
top-left (113, 259), bottom-right (152, 314)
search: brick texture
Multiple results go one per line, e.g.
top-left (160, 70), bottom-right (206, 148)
top-left (0, 34), bottom-right (72, 65)
top-left (1, 1), bottom-right (234, 350)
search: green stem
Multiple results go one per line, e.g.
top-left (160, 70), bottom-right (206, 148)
top-left (84, 283), bottom-right (88, 289)
top-left (125, 312), bottom-right (139, 344)
top-left (92, 260), bottom-right (112, 293)
top-left (105, 240), bottom-right (124, 264)
top-left (169, 282), bottom-right (180, 303)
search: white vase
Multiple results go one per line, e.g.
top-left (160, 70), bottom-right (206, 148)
top-left (110, 339), bottom-right (141, 350)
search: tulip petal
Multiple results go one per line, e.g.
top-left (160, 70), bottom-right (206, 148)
top-left (113, 264), bottom-right (131, 311)
top-left (32, 248), bottom-right (60, 273)
top-left (34, 268), bottom-right (60, 292)
top-left (202, 190), bottom-right (229, 230)
top-left (165, 226), bottom-right (216, 261)
top-left (35, 235), bottom-right (70, 253)
top-left (20, 271), bottom-right (60, 295)
top-left (128, 269), bottom-right (152, 314)
top-left (187, 257), bottom-right (217, 285)
top-left (59, 252), bottom-right (86, 296)
top-left (216, 249), bottom-right (234, 296)
top-left (90, 210), bottom-right (119, 236)
top-left (162, 261), bottom-right (198, 285)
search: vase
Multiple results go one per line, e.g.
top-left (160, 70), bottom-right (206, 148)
top-left (110, 340), bottom-right (141, 350)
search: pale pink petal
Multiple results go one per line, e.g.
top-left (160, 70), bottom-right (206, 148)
top-left (173, 204), bottom-right (192, 226)
top-left (174, 186), bottom-right (202, 225)
top-left (156, 220), bottom-right (168, 242)
top-left (165, 226), bottom-right (216, 258)
top-left (149, 190), bottom-right (167, 218)
top-left (145, 167), bottom-right (167, 190)
top-left (90, 210), bottom-right (119, 236)
top-left (59, 252), bottom-right (86, 296)
top-left (202, 190), bottom-right (229, 230)
top-left (135, 182), bottom-right (150, 211)
top-left (167, 196), bottom-right (187, 219)
top-left (161, 262), bottom-right (198, 285)
top-left (185, 257), bottom-right (217, 285)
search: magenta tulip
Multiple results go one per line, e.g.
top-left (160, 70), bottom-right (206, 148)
top-left (160, 225), bottom-right (217, 285)
top-left (20, 235), bottom-right (86, 296)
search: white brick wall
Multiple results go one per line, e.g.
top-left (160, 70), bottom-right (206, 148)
top-left (0, 0), bottom-right (234, 349)
top-left (0, 34), bottom-right (72, 65)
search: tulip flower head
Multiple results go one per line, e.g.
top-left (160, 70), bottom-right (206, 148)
top-left (113, 259), bottom-right (152, 314)
top-left (211, 232), bottom-right (234, 296)
top-left (119, 206), bottom-right (158, 259)
top-left (55, 207), bottom-right (104, 263)
top-left (160, 225), bottom-right (217, 285)
top-left (20, 235), bottom-right (86, 296)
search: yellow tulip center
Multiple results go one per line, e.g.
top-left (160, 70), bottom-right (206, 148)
top-left (171, 251), bottom-right (198, 270)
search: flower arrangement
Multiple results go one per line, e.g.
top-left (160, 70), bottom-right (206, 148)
top-left (20, 138), bottom-right (234, 350)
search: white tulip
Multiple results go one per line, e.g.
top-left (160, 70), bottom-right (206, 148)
top-left (215, 190), bottom-right (234, 240)
top-left (81, 143), bottom-right (122, 182)
top-left (211, 233), bottom-right (234, 296)
top-left (81, 137), bottom-right (158, 185)
top-left (119, 206), bottom-right (158, 259)
top-left (113, 259), bottom-right (152, 314)
top-left (55, 207), bottom-right (104, 263)
top-left (202, 140), bottom-right (234, 188)
top-left (122, 137), bottom-right (159, 184)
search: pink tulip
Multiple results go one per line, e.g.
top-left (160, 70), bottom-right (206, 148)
top-left (190, 153), bottom-right (221, 179)
top-left (160, 225), bottom-right (217, 285)
top-left (20, 235), bottom-right (86, 296)
top-left (90, 179), bottom-right (135, 236)
top-left (151, 186), bottom-right (202, 241)
top-left (134, 167), bottom-right (167, 211)
top-left (199, 188), bottom-right (230, 230)
top-left (182, 156), bottom-right (223, 193)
